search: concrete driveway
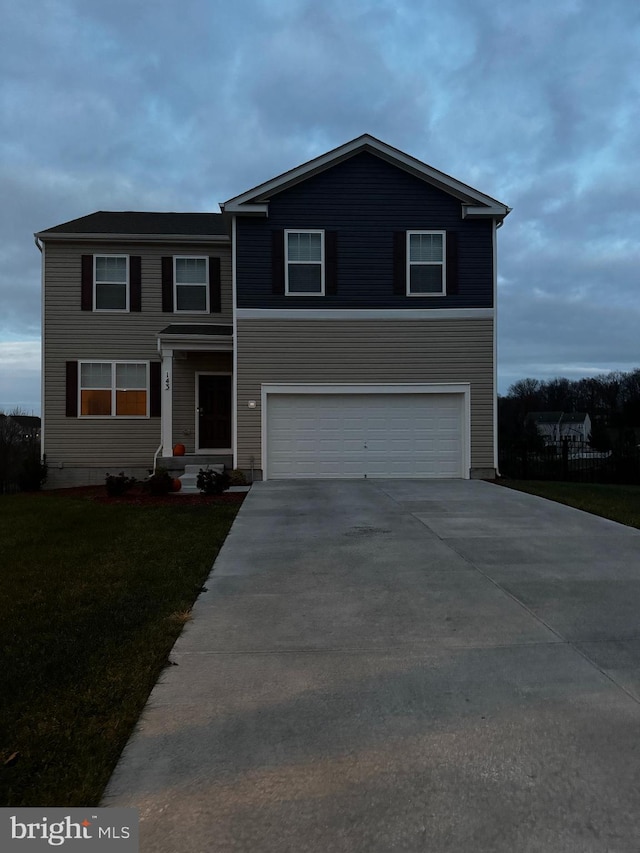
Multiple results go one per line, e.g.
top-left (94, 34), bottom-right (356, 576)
top-left (104, 479), bottom-right (640, 852)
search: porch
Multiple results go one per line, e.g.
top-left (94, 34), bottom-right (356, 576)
top-left (157, 324), bottom-right (233, 463)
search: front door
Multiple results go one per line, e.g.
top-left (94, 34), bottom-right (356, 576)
top-left (198, 375), bottom-right (232, 450)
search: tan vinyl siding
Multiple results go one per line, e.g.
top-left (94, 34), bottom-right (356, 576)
top-left (43, 240), bottom-right (231, 476)
top-left (236, 318), bottom-right (494, 473)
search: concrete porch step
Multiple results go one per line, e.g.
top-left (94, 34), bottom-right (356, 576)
top-left (179, 464), bottom-right (224, 495)
top-left (159, 455), bottom-right (233, 476)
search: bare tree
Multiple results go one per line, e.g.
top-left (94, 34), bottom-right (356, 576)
top-left (0, 408), bottom-right (45, 493)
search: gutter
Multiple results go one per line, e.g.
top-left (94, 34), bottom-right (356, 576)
top-left (34, 235), bottom-right (45, 464)
top-left (33, 232), bottom-right (231, 244)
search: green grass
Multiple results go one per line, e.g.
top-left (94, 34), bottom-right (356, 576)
top-left (500, 480), bottom-right (640, 529)
top-left (0, 493), bottom-right (240, 807)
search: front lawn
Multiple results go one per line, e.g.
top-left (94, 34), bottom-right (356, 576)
top-left (499, 480), bottom-right (640, 529)
top-left (0, 491), bottom-right (241, 807)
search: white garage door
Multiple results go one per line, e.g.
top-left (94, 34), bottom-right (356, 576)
top-left (266, 392), bottom-right (465, 479)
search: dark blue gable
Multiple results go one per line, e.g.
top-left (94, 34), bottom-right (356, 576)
top-left (236, 151), bottom-right (493, 309)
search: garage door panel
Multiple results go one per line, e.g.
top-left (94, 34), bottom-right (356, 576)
top-left (266, 393), bottom-right (464, 479)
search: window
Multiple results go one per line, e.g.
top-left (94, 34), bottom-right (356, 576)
top-left (79, 362), bottom-right (148, 417)
top-left (285, 230), bottom-right (324, 295)
top-left (407, 231), bottom-right (445, 295)
top-left (174, 257), bottom-right (209, 312)
top-left (94, 255), bottom-right (129, 310)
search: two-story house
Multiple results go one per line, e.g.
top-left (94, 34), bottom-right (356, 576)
top-left (36, 135), bottom-right (510, 487)
top-left (527, 412), bottom-right (592, 444)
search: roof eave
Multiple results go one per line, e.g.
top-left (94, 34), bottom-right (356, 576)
top-left (35, 231), bottom-right (230, 243)
top-left (157, 333), bottom-right (233, 352)
top-left (222, 133), bottom-right (510, 213)
top-left (219, 203), bottom-right (268, 217)
top-left (462, 204), bottom-right (512, 222)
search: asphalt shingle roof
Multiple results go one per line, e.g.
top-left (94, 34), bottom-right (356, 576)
top-left (159, 324), bottom-right (233, 336)
top-left (38, 211), bottom-right (226, 236)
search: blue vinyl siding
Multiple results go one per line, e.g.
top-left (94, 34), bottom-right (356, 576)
top-left (236, 152), bottom-right (494, 309)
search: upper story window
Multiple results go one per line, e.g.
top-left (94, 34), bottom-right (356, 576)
top-left (95, 255), bottom-right (129, 310)
top-left (285, 230), bottom-right (324, 295)
top-left (407, 231), bottom-right (446, 296)
top-left (174, 257), bottom-right (209, 312)
top-left (79, 361), bottom-right (148, 417)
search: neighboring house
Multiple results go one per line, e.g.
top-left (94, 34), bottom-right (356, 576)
top-left (560, 412), bottom-right (591, 442)
top-left (36, 135), bottom-right (510, 487)
top-left (527, 412), bottom-right (592, 443)
top-left (0, 414), bottom-right (41, 440)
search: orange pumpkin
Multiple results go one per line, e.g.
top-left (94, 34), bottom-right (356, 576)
top-left (170, 478), bottom-right (182, 492)
top-left (173, 443), bottom-right (186, 456)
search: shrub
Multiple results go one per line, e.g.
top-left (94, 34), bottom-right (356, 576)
top-left (196, 469), bottom-right (230, 495)
top-left (18, 450), bottom-right (48, 492)
top-left (105, 472), bottom-right (136, 497)
top-left (143, 467), bottom-right (173, 496)
top-left (0, 411), bottom-right (41, 493)
top-left (227, 468), bottom-right (247, 486)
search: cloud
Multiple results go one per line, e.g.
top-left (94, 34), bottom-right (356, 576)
top-left (0, 342), bottom-right (41, 414)
top-left (1, 0), bottom-right (639, 395)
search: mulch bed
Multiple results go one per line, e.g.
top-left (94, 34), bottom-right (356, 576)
top-left (34, 485), bottom-right (246, 506)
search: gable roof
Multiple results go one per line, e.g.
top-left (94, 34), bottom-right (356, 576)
top-left (527, 412), bottom-right (563, 425)
top-left (36, 211), bottom-right (227, 241)
top-left (561, 412), bottom-right (589, 424)
top-left (159, 324), bottom-right (232, 337)
top-left (528, 411), bottom-right (590, 425)
top-left (222, 134), bottom-right (511, 220)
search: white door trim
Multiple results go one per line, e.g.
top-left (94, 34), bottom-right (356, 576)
top-left (260, 382), bottom-right (471, 481)
top-left (195, 371), bottom-right (233, 453)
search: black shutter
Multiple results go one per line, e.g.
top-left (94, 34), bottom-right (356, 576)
top-left (446, 231), bottom-right (458, 294)
top-left (209, 257), bottom-right (221, 313)
top-left (161, 257), bottom-right (173, 312)
top-left (149, 362), bottom-right (161, 417)
top-left (271, 230), bottom-right (284, 294)
top-left (81, 255), bottom-right (93, 310)
top-left (66, 361), bottom-right (78, 417)
top-left (393, 232), bottom-right (406, 295)
top-left (325, 231), bottom-right (337, 295)
top-left (129, 256), bottom-right (142, 311)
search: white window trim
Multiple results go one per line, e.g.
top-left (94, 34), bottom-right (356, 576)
top-left (406, 231), bottom-right (446, 297)
top-left (78, 360), bottom-right (150, 418)
top-left (284, 229), bottom-right (325, 296)
top-left (173, 256), bottom-right (210, 314)
top-left (94, 254), bottom-right (129, 312)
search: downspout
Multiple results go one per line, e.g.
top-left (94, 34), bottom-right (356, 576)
top-left (493, 212), bottom-right (511, 474)
top-left (152, 336), bottom-right (163, 472)
top-left (231, 213), bottom-right (238, 472)
top-left (35, 236), bottom-right (45, 464)
top-left (493, 219), bottom-right (500, 478)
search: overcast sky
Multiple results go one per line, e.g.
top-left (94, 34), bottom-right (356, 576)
top-left (1, 0), bottom-right (639, 415)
